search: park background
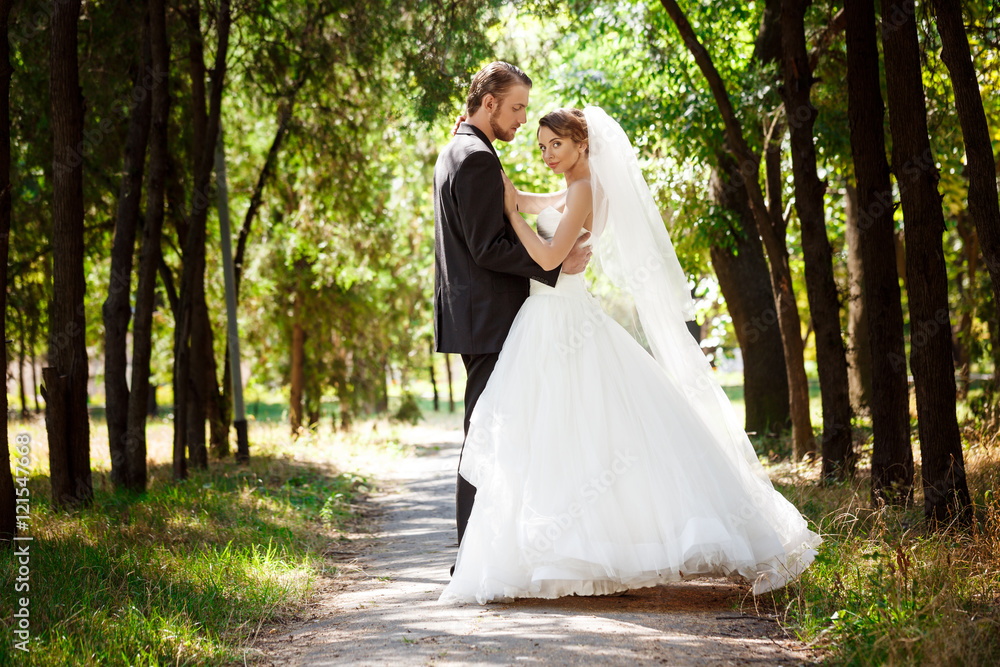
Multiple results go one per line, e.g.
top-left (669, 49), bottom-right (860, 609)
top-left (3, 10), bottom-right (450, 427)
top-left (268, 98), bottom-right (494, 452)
top-left (1, 0), bottom-right (999, 665)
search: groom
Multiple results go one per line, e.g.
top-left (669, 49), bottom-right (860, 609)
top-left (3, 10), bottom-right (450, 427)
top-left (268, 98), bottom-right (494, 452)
top-left (433, 62), bottom-right (592, 566)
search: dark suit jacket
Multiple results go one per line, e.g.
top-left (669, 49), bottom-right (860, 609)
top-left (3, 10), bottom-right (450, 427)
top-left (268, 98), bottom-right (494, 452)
top-left (433, 123), bottom-right (560, 354)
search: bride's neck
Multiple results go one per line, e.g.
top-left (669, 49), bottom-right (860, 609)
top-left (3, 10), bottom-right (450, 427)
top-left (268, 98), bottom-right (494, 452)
top-left (563, 160), bottom-right (590, 186)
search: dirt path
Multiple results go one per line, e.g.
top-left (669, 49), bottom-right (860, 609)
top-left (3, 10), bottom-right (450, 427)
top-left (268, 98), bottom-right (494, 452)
top-left (256, 427), bottom-right (818, 666)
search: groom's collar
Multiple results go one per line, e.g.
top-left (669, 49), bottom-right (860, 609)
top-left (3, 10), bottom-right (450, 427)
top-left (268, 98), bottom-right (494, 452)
top-left (456, 122), bottom-right (498, 159)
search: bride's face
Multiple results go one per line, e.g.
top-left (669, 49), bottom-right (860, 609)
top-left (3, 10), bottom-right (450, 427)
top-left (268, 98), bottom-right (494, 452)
top-left (537, 126), bottom-right (586, 175)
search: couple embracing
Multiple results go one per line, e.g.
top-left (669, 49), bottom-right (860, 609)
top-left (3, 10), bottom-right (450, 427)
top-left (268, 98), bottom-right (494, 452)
top-left (433, 62), bottom-right (821, 605)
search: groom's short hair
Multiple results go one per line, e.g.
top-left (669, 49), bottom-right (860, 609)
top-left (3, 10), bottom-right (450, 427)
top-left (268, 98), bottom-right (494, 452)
top-left (466, 62), bottom-right (532, 116)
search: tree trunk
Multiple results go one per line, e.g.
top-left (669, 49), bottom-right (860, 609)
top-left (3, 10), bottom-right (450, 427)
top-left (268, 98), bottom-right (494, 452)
top-left (126, 0), bottom-right (170, 492)
top-left (446, 353), bottom-right (455, 413)
top-left (30, 322), bottom-right (39, 413)
top-left (186, 295), bottom-right (211, 468)
top-left (661, 0), bottom-right (815, 458)
top-left (378, 358), bottom-right (389, 414)
top-left (174, 0), bottom-right (230, 476)
top-left (17, 302), bottom-right (27, 418)
top-left (881, 0), bottom-right (970, 522)
top-left (932, 0), bottom-right (1000, 388)
top-left (48, 0), bottom-right (92, 508)
top-left (844, 183), bottom-right (873, 416)
top-left (290, 293), bottom-right (304, 435)
top-left (844, 0), bottom-right (913, 507)
top-left (757, 134), bottom-right (814, 454)
top-left (709, 157), bottom-right (791, 435)
top-left (954, 211), bottom-right (978, 398)
top-left (781, 0), bottom-right (854, 478)
top-left (0, 0), bottom-right (16, 543)
top-left (752, 0), bottom-right (782, 65)
top-left (104, 17), bottom-right (153, 489)
top-left (429, 340), bottom-right (439, 411)
top-left (216, 97), bottom-right (297, 451)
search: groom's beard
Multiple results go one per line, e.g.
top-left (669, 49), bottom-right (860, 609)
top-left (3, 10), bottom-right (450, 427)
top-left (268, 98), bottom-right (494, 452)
top-left (490, 108), bottom-right (517, 142)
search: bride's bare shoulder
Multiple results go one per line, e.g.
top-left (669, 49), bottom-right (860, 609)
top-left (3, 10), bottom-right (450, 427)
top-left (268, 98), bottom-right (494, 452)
top-left (567, 180), bottom-right (593, 209)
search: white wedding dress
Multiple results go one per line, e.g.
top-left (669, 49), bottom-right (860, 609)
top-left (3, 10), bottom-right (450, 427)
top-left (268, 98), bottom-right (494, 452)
top-left (439, 206), bottom-right (821, 605)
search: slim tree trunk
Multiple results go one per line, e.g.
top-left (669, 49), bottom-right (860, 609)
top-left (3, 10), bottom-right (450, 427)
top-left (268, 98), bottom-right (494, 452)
top-left (0, 0), bottom-right (16, 543)
top-left (446, 353), bottom-right (455, 413)
top-left (126, 0), bottom-right (170, 492)
top-left (216, 97), bottom-right (297, 451)
top-left (48, 0), bottom-right (92, 508)
top-left (30, 320), bottom-right (39, 413)
top-left (954, 211), bottom-right (978, 397)
top-left (844, 0), bottom-right (913, 507)
top-left (290, 292), bottom-right (304, 436)
top-left (881, 0), bottom-right (969, 522)
top-left (16, 302), bottom-right (27, 418)
top-left (104, 18), bottom-right (153, 489)
top-left (662, 0), bottom-right (814, 458)
top-left (932, 0), bottom-right (1000, 387)
top-left (701, 0), bottom-right (792, 436)
top-left (186, 297), bottom-right (211, 468)
top-left (844, 183), bottom-right (873, 416)
top-left (429, 340), bottom-right (439, 411)
top-left (174, 0), bottom-right (230, 476)
top-left (758, 123), bottom-right (809, 445)
top-left (709, 156), bottom-right (791, 435)
top-left (781, 0), bottom-right (854, 478)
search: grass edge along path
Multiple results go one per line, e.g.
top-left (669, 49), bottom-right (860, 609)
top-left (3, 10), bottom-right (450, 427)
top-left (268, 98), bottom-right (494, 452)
top-left (0, 421), bottom-right (405, 667)
top-left (769, 411), bottom-right (1000, 666)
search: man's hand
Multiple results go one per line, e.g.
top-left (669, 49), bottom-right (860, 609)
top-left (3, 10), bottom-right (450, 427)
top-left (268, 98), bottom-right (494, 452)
top-left (562, 232), bottom-right (593, 275)
top-left (451, 114), bottom-right (468, 136)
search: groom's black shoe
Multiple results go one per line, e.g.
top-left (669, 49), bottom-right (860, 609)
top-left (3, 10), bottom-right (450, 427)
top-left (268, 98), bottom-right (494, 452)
top-left (450, 564), bottom-right (455, 577)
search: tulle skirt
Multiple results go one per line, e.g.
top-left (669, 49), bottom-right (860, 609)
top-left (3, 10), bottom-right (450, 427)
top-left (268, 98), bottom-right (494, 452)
top-left (439, 274), bottom-right (821, 605)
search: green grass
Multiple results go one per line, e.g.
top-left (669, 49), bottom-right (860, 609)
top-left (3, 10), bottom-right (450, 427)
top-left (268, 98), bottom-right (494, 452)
top-left (0, 422), bottom-right (398, 666)
top-left (756, 409), bottom-right (1000, 665)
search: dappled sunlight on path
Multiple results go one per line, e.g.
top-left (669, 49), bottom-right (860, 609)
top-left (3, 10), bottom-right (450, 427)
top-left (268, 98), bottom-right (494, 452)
top-left (256, 426), bottom-right (817, 666)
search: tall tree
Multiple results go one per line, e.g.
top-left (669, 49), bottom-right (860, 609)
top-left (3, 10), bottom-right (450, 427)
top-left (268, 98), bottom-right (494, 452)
top-left (708, 154), bottom-right (792, 435)
top-left (289, 286), bottom-right (305, 436)
top-left (931, 0), bottom-right (1000, 385)
top-left (881, 0), bottom-right (970, 521)
top-left (844, 0), bottom-right (913, 507)
top-left (125, 0), bottom-right (171, 493)
top-left (660, 0), bottom-right (816, 458)
top-left (215, 80), bottom-right (300, 458)
top-left (844, 183), bottom-right (873, 416)
top-left (780, 0), bottom-right (854, 478)
top-left (715, 0), bottom-right (792, 436)
top-left (0, 0), bottom-right (16, 543)
top-left (47, 0), bottom-right (92, 507)
top-left (173, 0), bottom-right (231, 477)
top-left (104, 16), bottom-right (153, 490)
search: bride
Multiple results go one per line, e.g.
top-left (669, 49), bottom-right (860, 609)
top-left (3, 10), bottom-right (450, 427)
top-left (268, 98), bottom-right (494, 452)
top-left (439, 106), bottom-right (822, 605)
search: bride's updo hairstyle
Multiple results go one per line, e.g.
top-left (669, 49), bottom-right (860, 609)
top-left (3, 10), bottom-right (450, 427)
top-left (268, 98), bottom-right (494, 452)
top-left (537, 108), bottom-right (589, 154)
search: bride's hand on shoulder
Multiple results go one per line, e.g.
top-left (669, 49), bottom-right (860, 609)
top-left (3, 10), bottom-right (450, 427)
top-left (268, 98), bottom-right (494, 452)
top-left (501, 171), bottom-right (519, 216)
top-left (451, 114), bottom-right (467, 136)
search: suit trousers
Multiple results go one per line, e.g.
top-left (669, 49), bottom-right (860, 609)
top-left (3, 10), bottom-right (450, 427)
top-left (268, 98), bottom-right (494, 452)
top-left (456, 352), bottom-right (500, 547)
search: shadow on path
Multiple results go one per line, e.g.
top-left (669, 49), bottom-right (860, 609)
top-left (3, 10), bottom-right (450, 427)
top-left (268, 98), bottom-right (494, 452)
top-left (257, 428), bottom-right (817, 666)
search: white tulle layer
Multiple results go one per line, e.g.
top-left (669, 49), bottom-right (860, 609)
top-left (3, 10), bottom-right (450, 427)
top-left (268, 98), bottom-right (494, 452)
top-left (438, 273), bottom-right (821, 605)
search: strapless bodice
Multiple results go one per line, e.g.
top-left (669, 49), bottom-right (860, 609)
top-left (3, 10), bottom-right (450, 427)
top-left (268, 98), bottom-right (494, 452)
top-left (530, 207), bottom-right (591, 299)
top-left (535, 206), bottom-right (562, 241)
